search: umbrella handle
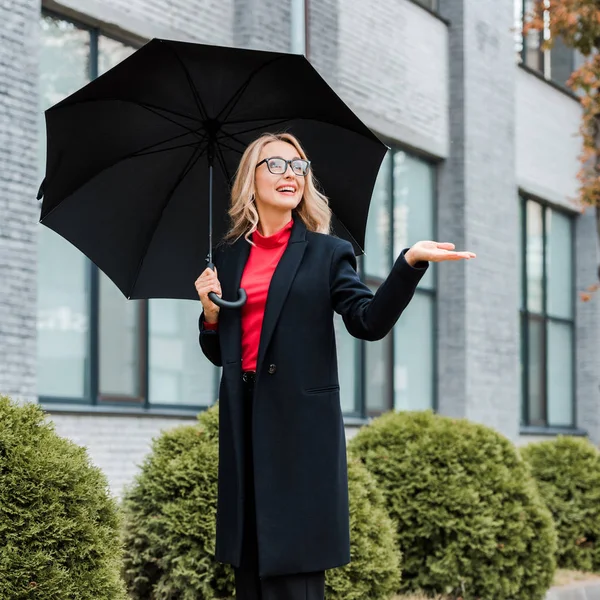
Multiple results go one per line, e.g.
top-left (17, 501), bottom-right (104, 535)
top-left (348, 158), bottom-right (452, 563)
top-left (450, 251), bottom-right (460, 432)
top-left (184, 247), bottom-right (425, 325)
top-left (208, 289), bottom-right (247, 309)
top-left (206, 261), bottom-right (247, 309)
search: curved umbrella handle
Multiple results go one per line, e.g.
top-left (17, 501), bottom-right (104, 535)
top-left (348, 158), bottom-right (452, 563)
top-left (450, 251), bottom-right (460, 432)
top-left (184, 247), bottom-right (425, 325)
top-left (208, 289), bottom-right (247, 309)
top-left (206, 261), bottom-right (247, 309)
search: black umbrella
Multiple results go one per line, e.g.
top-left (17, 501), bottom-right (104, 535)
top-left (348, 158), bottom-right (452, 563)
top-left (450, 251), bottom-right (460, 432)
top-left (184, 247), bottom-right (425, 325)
top-left (38, 38), bottom-right (387, 306)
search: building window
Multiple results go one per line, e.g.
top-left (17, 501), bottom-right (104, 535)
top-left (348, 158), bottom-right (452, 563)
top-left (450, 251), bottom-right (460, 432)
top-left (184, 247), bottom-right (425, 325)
top-left (520, 197), bottom-right (575, 428)
top-left (335, 148), bottom-right (437, 417)
top-left (37, 12), bottom-right (219, 408)
top-left (515, 0), bottom-right (577, 87)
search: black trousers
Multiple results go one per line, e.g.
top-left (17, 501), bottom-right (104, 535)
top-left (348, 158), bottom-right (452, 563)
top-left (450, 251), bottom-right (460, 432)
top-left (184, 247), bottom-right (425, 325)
top-left (235, 373), bottom-right (326, 600)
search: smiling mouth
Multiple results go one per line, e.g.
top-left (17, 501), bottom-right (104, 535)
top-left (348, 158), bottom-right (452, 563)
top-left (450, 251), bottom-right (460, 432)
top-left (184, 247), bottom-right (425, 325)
top-left (276, 186), bottom-right (296, 194)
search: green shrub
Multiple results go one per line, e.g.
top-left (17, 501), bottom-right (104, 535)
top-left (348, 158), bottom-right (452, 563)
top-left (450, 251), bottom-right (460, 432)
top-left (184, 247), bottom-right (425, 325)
top-left (325, 455), bottom-right (401, 600)
top-left (123, 404), bottom-right (401, 600)
top-left (0, 395), bottom-right (126, 599)
top-left (348, 410), bottom-right (557, 600)
top-left (521, 436), bottom-right (600, 572)
top-left (121, 406), bottom-right (232, 600)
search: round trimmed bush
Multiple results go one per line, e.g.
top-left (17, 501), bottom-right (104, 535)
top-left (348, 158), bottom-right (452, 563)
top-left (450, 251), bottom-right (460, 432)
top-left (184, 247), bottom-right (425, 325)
top-left (325, 455), bottom-right (401, 600)
top-left (0, 395), bottom-right (126, 599)
top-left (521, 436), bottom-right (600, 572)
top-left (348, 410), bottom-right (557, 600)
top-left (122, 404), bottom-right (401, 600)
top-left (121, 405), bottom-right (233, 600)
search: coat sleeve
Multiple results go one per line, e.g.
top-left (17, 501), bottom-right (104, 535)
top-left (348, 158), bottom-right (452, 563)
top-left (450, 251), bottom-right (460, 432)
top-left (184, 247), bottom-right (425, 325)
top-left (330, 240), bottom-right (429, 341)
top-left (198, 312), bottom-right (222, 367)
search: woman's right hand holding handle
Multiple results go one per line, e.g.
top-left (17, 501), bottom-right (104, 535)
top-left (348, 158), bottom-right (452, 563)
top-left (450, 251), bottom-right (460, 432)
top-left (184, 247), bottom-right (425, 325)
top-left (195, 266), bottom-right (222, 323)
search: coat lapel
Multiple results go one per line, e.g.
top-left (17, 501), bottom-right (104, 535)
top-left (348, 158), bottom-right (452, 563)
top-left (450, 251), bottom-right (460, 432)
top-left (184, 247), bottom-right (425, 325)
top-left (256, 216), bottom-right (307, 374)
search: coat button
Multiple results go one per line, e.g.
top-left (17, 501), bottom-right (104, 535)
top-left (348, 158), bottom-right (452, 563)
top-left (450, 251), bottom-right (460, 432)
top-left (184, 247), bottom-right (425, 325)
top-left (268, 364), bottom-right (277, 374)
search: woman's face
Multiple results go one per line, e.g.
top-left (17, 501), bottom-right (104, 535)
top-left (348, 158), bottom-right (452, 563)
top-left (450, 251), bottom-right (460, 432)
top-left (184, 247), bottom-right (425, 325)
top-left (254, 141), bottom-right (306, 215)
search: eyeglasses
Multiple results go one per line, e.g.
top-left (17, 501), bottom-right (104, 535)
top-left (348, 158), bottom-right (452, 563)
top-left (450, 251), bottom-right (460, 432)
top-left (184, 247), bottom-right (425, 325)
top-left (256, 157), bottom-right (311, 177)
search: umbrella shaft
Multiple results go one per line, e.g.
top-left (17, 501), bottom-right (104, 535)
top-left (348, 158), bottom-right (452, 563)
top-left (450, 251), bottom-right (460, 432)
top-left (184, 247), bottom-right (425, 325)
top-left (208, 161), bottom-right (213, 265)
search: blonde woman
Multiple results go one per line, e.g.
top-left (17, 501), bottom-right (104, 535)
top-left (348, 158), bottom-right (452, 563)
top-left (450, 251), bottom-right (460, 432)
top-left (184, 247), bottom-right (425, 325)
top-left (195, 132), bottom-right (475, 600)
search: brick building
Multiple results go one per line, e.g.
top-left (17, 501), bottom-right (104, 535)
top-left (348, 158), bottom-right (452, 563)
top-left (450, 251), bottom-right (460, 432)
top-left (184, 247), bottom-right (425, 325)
top-left (1, 0), bottom-right (599, 496)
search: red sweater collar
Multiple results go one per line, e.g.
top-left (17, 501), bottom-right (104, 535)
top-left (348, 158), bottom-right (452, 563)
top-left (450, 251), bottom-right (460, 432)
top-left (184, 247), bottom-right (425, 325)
top-left (252, 218), bottom-right (294, 249)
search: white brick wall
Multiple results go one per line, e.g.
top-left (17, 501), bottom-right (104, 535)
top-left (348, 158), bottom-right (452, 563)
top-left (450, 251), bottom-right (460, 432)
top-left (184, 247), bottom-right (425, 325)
top-left (0, 0), bottom-right (39, 402)
top-left (516, 68), bottom-right (581, 209)
top-left (45, 0), bottom-right (234, 45)
top-left (437, 0), bottom-right (520, 440)
top-left (337, 0), bottom-right (449, 158)
top-left (50, 413), bottom-right (197, 497)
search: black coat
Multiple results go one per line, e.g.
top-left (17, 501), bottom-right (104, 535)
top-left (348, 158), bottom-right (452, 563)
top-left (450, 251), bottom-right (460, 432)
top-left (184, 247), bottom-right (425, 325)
top-left (199, 215), bottom-right (428, 577)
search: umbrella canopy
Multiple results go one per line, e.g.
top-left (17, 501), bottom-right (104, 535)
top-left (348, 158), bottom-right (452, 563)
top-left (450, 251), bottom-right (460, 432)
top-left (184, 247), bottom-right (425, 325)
top-left (38, 38), bottom-right (388, 300)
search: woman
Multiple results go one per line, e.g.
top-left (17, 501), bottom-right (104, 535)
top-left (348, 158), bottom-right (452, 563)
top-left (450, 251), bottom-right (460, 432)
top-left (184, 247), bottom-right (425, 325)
top-left (195, 132), bottom-right (475, 600)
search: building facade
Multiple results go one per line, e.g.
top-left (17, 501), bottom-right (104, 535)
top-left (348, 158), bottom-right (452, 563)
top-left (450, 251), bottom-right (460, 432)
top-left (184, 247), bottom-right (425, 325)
top-left (1, 0), bottom-right (599, 496)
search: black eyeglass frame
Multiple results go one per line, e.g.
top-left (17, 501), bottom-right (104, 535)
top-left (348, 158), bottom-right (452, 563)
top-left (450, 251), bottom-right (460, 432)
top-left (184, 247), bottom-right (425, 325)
top-left (256, 157), bottom-right (311, 176)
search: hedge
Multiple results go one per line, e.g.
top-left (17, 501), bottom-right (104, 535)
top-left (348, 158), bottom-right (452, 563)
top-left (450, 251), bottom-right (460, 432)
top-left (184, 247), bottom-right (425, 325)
top-left (521, 436), bottom-right (600, 572)
top-left (0, 395), bottom-right (126, 599)
top-left (348, 410), bottom-right (557, 600)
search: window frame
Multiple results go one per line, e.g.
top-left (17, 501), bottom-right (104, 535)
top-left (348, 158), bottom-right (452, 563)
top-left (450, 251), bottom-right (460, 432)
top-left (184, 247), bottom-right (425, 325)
top-left (39, 11), bottom-right (156, 409)
top-left (519, 195), bottom-right (577, 430)
top-left (358, 144), bottom-right (438, 418)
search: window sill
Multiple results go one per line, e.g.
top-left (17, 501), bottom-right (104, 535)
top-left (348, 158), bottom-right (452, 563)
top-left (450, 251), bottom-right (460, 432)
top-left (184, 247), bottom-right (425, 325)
top-left (520, 425), bottom-right (587, 437)
top-left (343, 416), bottom-right (371, 427)
top-left (41, 401), bottom-right (372, 426)
top-left (518, 63), bottom-right (580, 103)
top-left (41, 401), bottom-right (201, 420)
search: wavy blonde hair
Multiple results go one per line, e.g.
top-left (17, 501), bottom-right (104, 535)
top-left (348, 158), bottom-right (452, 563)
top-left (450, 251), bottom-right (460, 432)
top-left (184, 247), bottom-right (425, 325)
top-left (224, 132), bottom-right (332, 244)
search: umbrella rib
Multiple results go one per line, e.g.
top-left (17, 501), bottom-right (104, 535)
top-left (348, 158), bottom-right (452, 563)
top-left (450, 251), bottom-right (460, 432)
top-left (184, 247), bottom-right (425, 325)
top-left (132, 140), bottom-right (206, 158)
top-left (48, 97), bottom-right (201, 124)
top-left (221, 118), bottom-right (292, 140)
top-left (166, 43), bottom-right (209, 123)
top-left (128, 141), bottom-right (207, 298)
top-left (213, 138), bottom-right (244, 156)
top-left (128, 129), bottom-right (207, 158)
top-left (138, 103), bottom-right (204, 139)
top-left (215, 56), bottom-right (286, 123)
top-left (215, 142), bottom-right (232, 186)
top-left (39, 133), bottom-right (210, 225)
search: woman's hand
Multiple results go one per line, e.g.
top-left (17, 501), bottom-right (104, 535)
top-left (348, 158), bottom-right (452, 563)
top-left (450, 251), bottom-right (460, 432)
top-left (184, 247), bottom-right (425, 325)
top-left (405, 241), bottom-right (476, 266)
top-left (195, 267), bottom-right (222, 323)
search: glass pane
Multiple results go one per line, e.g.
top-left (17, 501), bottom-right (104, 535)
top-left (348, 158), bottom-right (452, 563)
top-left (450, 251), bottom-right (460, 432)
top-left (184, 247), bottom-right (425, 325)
top-left (334, 314), bottom-right (357, 414)
top-left (547, 321), bottom-right (574, 426)
top-left (364, 153), bottom-right (392, 279)
top-left (99, 275), bottom-right (142, 397)
top-left (365, 335), bottom-right (392, 413)
top-left (393, 151), bottom-right (435, 290)
top-left (526, 201), bottom-right (544, 313)
top-left (546, 210), bottom-right (573, 319)
top-left (518, 198), bottom-right (525, 311)
top-left (149, 300), bottom-right (216, 406)
top-left (549, 37), bottom-right (574, 87)
top-left (394, 293), bottom-right (434, 411)
top-left (97, 35), bottom-right (140, 398)
top-left (365, 282), bottom-right (392, 414)
top-left (37, 16), bottom-right (91, 398)
top-left (527, 317), bottom-right (545, 426)
top-left (98, 35), bottom-right (136, 75)
top-left (524, 0), bottom-right (543, 71)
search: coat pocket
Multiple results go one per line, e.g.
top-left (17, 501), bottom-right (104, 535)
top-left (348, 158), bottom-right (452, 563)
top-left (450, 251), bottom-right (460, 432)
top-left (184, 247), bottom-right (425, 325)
top-left (304, 384), bottom-right (340, 396)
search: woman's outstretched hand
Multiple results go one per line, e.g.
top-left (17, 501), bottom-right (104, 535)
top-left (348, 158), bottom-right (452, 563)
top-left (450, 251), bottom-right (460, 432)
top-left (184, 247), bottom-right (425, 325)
top-left (405, 241), bottom-right (476, 266)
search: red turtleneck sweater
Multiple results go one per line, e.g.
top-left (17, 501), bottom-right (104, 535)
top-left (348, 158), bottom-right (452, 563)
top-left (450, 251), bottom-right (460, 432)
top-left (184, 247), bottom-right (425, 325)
top-left (203, 219), bottom-right (293, 372)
